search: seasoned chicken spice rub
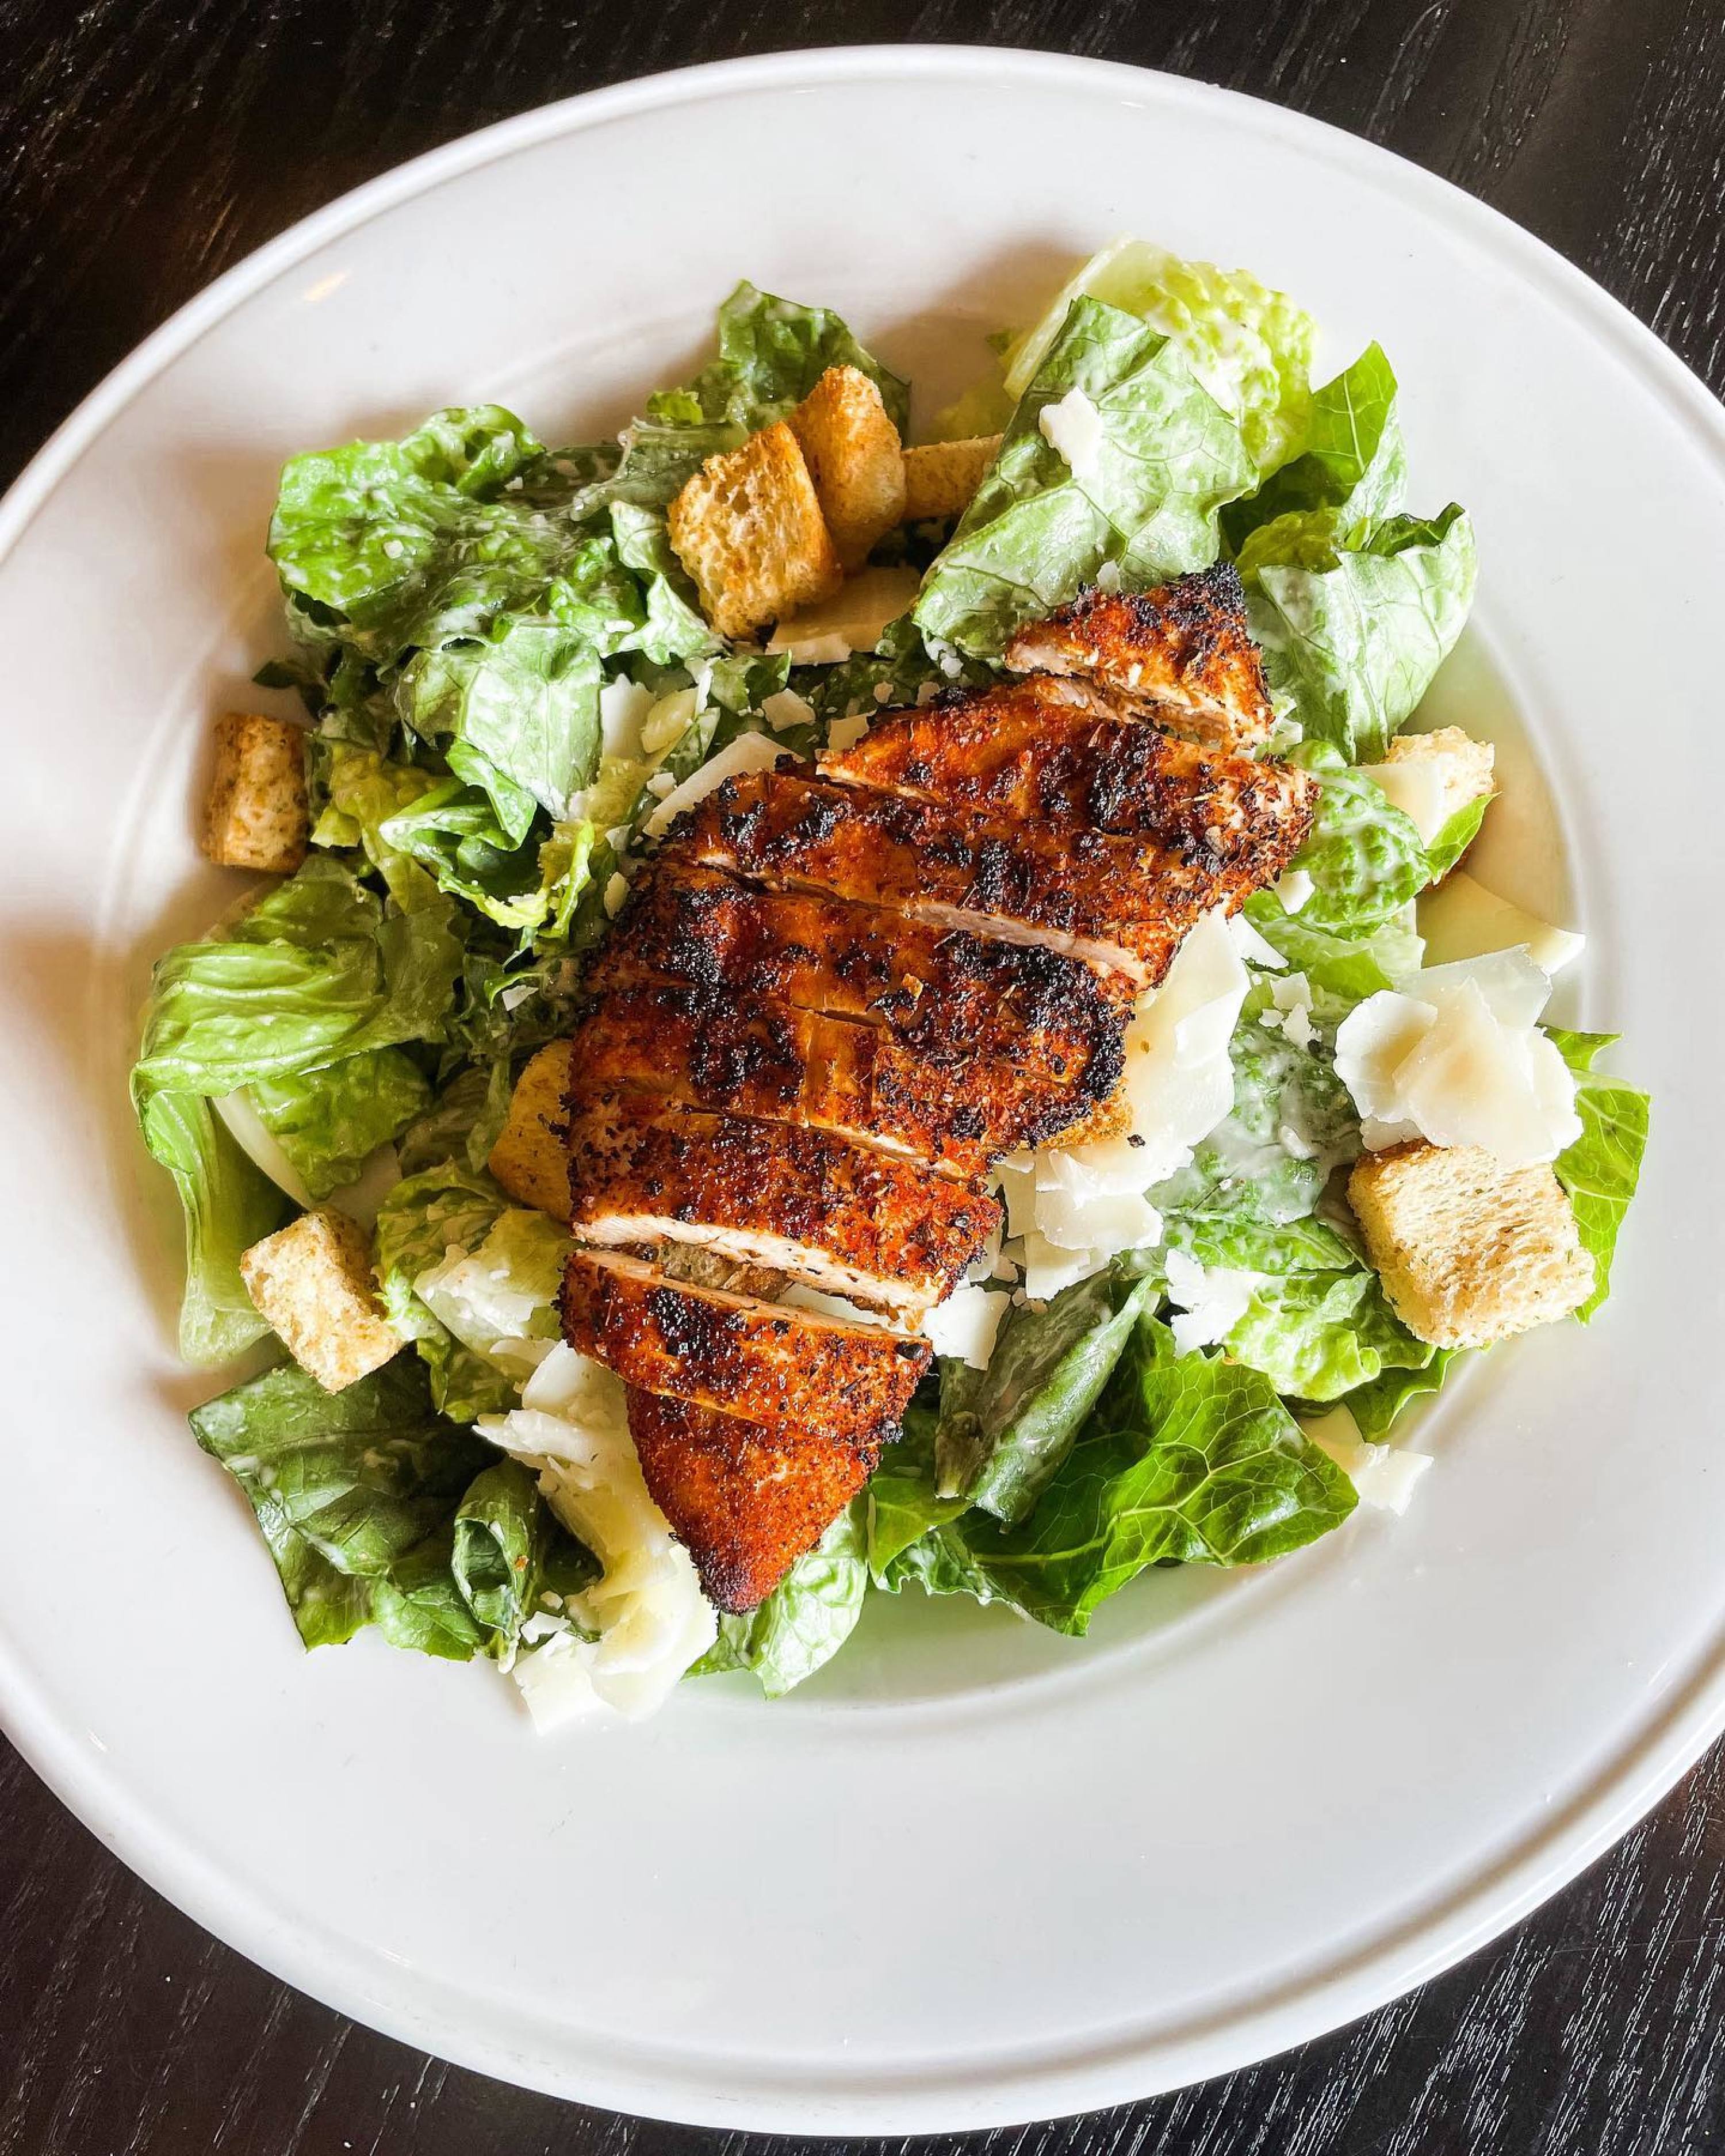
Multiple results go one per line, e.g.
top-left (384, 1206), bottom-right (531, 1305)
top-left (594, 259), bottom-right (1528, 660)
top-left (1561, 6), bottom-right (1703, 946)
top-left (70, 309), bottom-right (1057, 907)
top-left (555, 571), bottom-right (1317, 1610)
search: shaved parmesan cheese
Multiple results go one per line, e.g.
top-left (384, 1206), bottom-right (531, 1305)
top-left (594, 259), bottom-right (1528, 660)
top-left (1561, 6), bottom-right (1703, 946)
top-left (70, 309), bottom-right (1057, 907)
top-left (643, 730), bottom-right (789, 838)
top-left (1038, 387), bottom-right (1105, 478)
top-left (923, 1283), bottom-right (1010, 1368)
top-left (826, 715), bottom-right (871, 753)
top-left (1275, 868), bottom-right (1314, 913)
top-left (1359, 755), bottom-right (1448, 844)
top-left (1305, 1406), bottom-right (1433, 1515)
top-left (1227, 909), bottom-right (1289, 969)
top-left (1333, 949), bottom-right (1580, 1167)
top-left (639, 686), bottom-right (700, 757)
top-left (1022, 1232), bottom-right (1102, 1301)
top-left (761, 686), bottom-right (815, 733)
top-left (766, 566), bottom-right (922, 663)
top-left (478, 1346), bottom-right (717, 1726)
top-left (1417, 869), bottom-right (1585, 976)
top-left (1033, 1150), bottom-right (1163, 1253)
top-left (1164, 1249), bottom-right (1263, 1357)
top-left (598, 676), bottom-right (655, 762)
top-left (1008, 910), bottom-right (1244, 1279)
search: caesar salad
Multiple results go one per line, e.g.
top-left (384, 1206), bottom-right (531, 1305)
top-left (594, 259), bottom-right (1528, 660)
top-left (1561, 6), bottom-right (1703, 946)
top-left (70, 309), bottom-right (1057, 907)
top-left (132, 240), bottom-right (1648, 1723)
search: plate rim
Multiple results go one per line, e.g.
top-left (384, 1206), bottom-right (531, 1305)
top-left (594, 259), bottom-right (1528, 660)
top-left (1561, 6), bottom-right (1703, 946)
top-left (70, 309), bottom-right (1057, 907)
top-left (2, 43), bottom-right (1722, 2131)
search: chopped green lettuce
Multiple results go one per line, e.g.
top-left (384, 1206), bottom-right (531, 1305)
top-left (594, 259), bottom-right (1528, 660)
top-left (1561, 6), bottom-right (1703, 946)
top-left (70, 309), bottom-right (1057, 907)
top-left (1226, 1267), bottom-right (1433, 1401)
top-left (1245, 506), bottom-right (1478, 761)
top-left (1346, 1348), bottom-right (1463, 1440)
top-left (1224, 343), bottom-right (1405, 547)
top-left (244, 1048), bottom-right (430, 1201)
top-left (372, 1165), bottom-right (517, 1419)
top-left (934, 1266), bottom-right (1157, 1524)
top-left (694, 1501), bottom-right (870, 1697)
top-left (654, 279), bottom-right (909, 435)
top-left (903, 1317), bottom-right (1356, 1635)
top-left (141, 1092), bottom-right (292, 1364)
top-left (190, 1356), bottom-right (497, 1656)
top-left (913, 297), bottom-right (1255, 661)
top-left (1287, 741), bottom-right (1431, 936)
top-left (999, 239), bottom-right (1316, 470)
top-left (1424, 792), bottom-right (1493, 884)
top-left (864, 1405), bottom-right (969, 1583)
top-left (450, 1457), bottom-right (597, 1662)
top-left (1547, 1030), bottom-right (1651, 1319)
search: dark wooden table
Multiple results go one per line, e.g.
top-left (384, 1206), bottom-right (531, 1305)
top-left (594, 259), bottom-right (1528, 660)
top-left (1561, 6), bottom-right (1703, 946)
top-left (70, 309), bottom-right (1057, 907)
top-left (5, 3), bottom-right (1724, 2150)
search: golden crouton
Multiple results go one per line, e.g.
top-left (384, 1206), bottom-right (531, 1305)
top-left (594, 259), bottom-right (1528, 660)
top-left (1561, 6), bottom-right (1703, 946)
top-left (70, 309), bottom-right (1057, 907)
top-left (1348, 1142), bottom-right (1593, 1349)
top-left (488, 1041), bottom-right (574, 1220)
top-left (1384, 726), bottom-right (1495, 849)
top-left (201, 713), bottom-right (309, 874)
top-left (239, 1208), bottom-right (401, 1392)
top-left (666, 421), bottom-right (843, 639)
top-left (900, 435), bottom-right (1002, 523)
top-left (787, 366), bottom-right (906, 570)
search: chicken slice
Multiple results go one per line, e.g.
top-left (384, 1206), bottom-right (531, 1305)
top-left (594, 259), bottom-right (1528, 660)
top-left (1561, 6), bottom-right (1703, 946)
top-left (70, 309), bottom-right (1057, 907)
top-left (627, 1388), bottom-right (879, 1613)
top-left (564, 985), bottom-right (1112, 1177)
top-left (1002, 563), bottom-right (1275, 751)
top-left (562, 1248), bottom-right (929, 1440)
top-left (565, 1095), bottom-right (999, 1318)
top-left (819, 676), bottom-right (1316, 874)
top-left (588, 860), bottom-right (1134, 1091)
top-left (676, 770), bottom-right (1215, 986)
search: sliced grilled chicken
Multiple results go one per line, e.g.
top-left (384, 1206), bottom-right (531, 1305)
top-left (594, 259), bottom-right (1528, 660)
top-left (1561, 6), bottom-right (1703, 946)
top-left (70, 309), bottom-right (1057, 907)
top-left (627, 1389), bottom-right (879, 1615)
top-left (565, 1094), bottom-right (999, 1317)
top-left (819, 676), bottom-right (1316, 872)
top-left (1002, 563), bottom-right (1275, 751)
top-left (562, 1247), bottom-right (929, 1440)
top-left (678, 770), bottom-right (1216, 985)
top-left (588, 860), bottom-right (1134, 1089)
top-left (564, 984), bottom-right (1113, 1177)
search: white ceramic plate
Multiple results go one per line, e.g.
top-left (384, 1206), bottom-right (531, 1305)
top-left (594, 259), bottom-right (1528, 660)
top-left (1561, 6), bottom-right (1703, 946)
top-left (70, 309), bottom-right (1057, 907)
top-left (0, 45), bottom-right (1720, 2134)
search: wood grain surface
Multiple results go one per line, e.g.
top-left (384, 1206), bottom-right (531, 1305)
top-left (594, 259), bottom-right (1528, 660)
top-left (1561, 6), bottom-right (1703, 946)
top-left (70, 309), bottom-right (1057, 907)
top-left (3, 2), bottom-right (1723, 2150)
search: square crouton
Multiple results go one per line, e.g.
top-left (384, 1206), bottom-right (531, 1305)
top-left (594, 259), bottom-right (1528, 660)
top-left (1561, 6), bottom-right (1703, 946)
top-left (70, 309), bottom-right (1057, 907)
top-left (202, 713), bottom-right (309, 874)
top-left (667, 421), bottom-right (843, 639)
top-left (1383, 727), bottom-right (1495, 847)
top-left (1348, 1142), bottom-right (1593, 1349)
top-left (787, 365), bottom-right (906, 570)
top-left (239, 1207), bottom-right (401, 1392)
top-left (900, 435), bottom-right (1002, 524)
top-left (488, 1041), bottom-right (574, 1220)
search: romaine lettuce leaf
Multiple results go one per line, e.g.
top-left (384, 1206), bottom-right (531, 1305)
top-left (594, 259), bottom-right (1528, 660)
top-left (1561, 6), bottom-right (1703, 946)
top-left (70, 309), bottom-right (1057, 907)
top-left (1424, 792), bottom-right (1493, 884)
top-left (1152, 1008), bottom-right (1361, 1259)
top-left (269, 406), bottom-right (596, 667)
top-left (1287, 741), bottom-right (1431, 935)
top-left (999, 240), bottom-right (1316, 471)
top-left (372, 1165), bottom-right (518, 1419)
top-left (1346, 1348), bottom-right (1463, 1439)
top-left (945, 1317), bottom-right (1356, 1633)
top-left (189, 1356), bottom-right (498, 1656)
top-left (1547, 1030), bottom-right (1650, 1319)
top-left (133, 859), bottom-right (460, 1106)
top-left (141, 1091), bottom-right (292, 1364)
top-left (450, 1456), bottom-right (597, 1662)
top-left (1245, 506), bottom-right (1478, 762)
top-left (1224, 343), bottom-right (1405, 548)
top-left (397, 617), bottom-right (602, 826)
top-left (913, 297), bottom-right (1255, 661)
top-left (1225, 1267), bottom-right (1433, 1401)
top-left (1239, 891), bottom-right (1410, 1008)
top-left (657, 279), bottom-right (909, 435)
top-left (244, 1047), bottom-right (429, 1201)
top-left (694, 1500), bottom-right (869, 1697)
top-left (864, 1403), bottom-right (969, 1582)
top-left (934, 1265), bottom-right (1157, 1524)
